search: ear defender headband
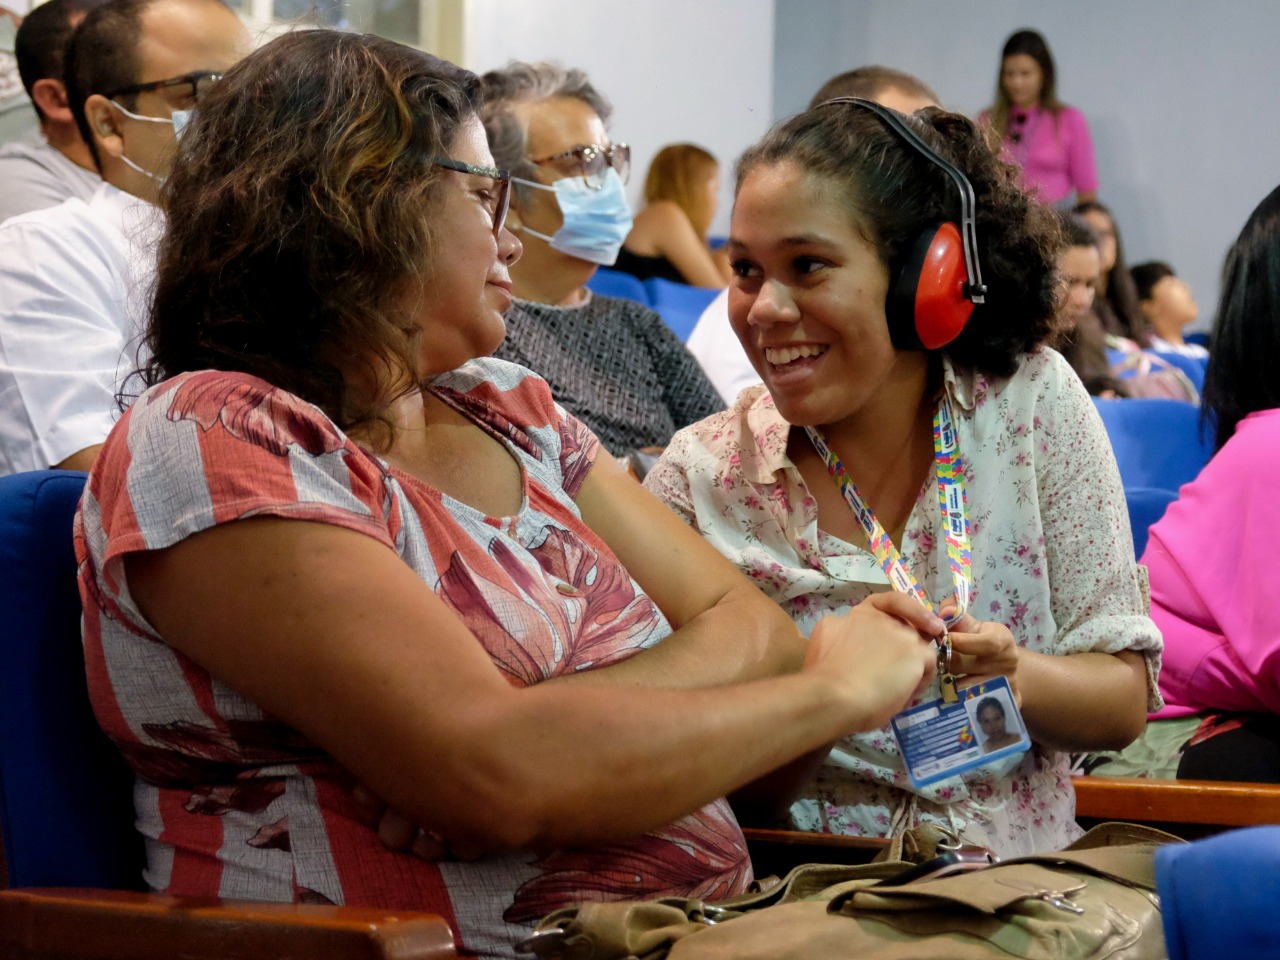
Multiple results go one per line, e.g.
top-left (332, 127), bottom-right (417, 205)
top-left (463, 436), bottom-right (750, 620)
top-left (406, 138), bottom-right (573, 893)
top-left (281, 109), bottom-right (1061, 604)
top-left (817, 98), bottom-right (987, 350)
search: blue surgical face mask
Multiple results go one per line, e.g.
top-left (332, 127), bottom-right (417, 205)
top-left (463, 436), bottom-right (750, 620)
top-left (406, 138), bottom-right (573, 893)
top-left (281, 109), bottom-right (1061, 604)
top-left (108, 100), bottom-right (193, 182)
top-left (513, 167), bottom-right (634, 265)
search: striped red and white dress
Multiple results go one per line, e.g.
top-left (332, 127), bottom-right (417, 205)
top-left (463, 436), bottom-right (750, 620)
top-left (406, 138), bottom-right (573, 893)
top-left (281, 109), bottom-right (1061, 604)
top-left (75, 357), bottom-right (751, 958)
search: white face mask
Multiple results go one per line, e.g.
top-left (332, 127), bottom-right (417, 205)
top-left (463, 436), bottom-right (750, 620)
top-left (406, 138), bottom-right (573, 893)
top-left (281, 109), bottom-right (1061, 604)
top-left (513, 167), bottom-right (634, 265)
top-left (107, 100), bottom-right (193, 181)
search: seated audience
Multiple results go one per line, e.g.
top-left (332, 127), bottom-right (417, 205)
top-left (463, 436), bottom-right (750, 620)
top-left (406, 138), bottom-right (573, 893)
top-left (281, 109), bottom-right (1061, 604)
top-left (0, 0), bottom-right (105, 224)
top-left (0, 0), bottom-right (249, 475)
top-left (686, 65), bottom-right (939, 405)
top-left (1139, 183), bottom-right (1280, 782)
top-left (614, 142), bottom-right (730, 288)
top-left (76, 31), bottom-right (944, 956)
top-left (1052, 213), bottom-right (1129, 397)
top-left (1130, 260), bottom-right (1209, 358)
top-left (646, 100), bottom-right (1159, 856)
top-left (478, 61), bottom-right (722, 454)
top-left (1075, 200), bottom-right (1149, 346)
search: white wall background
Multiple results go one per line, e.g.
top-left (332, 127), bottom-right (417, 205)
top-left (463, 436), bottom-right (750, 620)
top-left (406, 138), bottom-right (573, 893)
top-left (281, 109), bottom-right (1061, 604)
top-left (462, 0), bottom-right (774, 240)
top-left (774, 0), bottom-right (1280, 332)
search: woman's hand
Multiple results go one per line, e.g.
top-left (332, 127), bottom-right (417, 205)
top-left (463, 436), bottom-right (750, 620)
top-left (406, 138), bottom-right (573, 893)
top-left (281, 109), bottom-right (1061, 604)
top-left (939, 603), bottom-right (1022, 707)
top-left (805, 592), bottom-right (941, 732)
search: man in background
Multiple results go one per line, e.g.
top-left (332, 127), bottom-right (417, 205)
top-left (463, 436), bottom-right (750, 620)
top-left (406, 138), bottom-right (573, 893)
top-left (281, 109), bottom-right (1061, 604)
top-left (0, 0), bottom-right (106, 223)
top-left (0, 0), bottom-right (249, 475)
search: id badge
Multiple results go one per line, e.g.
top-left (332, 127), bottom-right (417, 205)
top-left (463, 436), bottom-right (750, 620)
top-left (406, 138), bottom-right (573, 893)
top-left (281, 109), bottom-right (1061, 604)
top-left (890, 675), bottom-right (1029, 789)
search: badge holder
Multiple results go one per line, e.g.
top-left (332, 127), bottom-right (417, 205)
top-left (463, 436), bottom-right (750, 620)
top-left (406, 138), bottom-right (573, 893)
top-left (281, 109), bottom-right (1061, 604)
top-left (890, 636), bottom-right (1029, 789)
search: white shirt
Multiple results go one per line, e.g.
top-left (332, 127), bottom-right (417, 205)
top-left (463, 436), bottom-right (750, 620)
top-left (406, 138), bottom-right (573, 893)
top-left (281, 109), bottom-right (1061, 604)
top-left (1147, 335), bottom-right (1209, 359)
top-left (0, 138), bottom-right (102, 224)
top-left (645, 348), bottom-right (1163, 857)
top-left (0, 183), bottom-right (160, 474)
top-left (684, 287), bottom-right (761, 405)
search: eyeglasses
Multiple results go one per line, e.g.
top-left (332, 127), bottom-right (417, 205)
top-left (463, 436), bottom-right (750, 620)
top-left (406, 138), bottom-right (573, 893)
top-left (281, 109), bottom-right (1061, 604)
top-left (529, 142), bottom-right (631, 189)
top-left (433, 157), bottom-right (511, 239)
top-left (103, 70), bottom-right (223, 104)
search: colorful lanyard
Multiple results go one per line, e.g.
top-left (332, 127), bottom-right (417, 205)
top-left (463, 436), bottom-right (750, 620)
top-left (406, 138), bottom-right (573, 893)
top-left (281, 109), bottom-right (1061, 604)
top-left (804, 395), bottom-right (972, 627)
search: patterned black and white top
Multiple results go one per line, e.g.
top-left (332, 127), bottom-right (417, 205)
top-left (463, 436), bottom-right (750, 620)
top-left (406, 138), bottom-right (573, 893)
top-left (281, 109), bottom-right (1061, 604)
top-left (494, 292), bottom-right (724, 454)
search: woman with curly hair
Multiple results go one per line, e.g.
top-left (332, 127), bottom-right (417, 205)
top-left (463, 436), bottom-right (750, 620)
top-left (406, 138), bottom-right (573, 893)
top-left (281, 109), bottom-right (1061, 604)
top-left (73, 31), bottom-right (944, 956)
top-left (645, 100), bottom-right (1160, 857)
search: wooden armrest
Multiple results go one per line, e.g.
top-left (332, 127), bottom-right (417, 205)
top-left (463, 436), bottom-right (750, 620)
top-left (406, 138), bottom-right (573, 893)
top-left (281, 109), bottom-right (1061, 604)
top-left (1073, 775), bottom-right (1280, 828)
top-left (0, 888), bottom-right (456, 960)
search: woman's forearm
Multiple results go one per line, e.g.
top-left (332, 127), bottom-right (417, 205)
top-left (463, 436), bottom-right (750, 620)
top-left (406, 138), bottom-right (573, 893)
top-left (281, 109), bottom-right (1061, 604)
top-left (552, 580), bottom-right (806, 690)
top-left (1016, 648), bottom-right (1148, 751)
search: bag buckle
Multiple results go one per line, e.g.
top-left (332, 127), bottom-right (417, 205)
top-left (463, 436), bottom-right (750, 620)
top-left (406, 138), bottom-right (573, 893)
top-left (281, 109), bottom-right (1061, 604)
top-left (514, 925), bottom-right (577, 959)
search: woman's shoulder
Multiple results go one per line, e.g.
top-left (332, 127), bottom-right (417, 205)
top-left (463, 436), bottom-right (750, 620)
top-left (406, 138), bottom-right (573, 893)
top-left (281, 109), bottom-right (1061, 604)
top-left (635, 200), bottom-right (690, 230)
top-left (949, 347), bottom-right (1083, 413)
top-left (433, 356), bottom-right (563, 425)
top-left (1215, 408), bottom-right (1280, 467)
top-left (124, 369), bottom-right (351, 458)
top-left (664, 385), bottom-right (781, 464)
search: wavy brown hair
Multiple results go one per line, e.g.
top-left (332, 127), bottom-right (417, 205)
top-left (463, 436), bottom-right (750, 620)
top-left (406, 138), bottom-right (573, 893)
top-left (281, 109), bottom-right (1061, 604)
top-left (735, 103), bottom-right (1061, 379)
top-left (142, 30), bottom-right (482, 444)
top-left (643, 143), bottom-right (719, 240)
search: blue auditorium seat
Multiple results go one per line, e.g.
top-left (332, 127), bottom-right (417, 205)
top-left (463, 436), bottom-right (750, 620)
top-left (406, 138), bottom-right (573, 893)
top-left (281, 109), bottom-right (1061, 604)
top-left (1093, 397), bottom-right (1213, 492)
top-left (1150, 351), bottom-right (1207, 393)
top-left (643, 276), bottom-right (720, 342)
top-left (1157, 826), bottom-right (1280, 960)
top-left (0, 469), bottom-right (143, 890)
top-left (585, 267), bottom-right (650, 305)
top-left (1123, 486), bottom-right (1178, 559)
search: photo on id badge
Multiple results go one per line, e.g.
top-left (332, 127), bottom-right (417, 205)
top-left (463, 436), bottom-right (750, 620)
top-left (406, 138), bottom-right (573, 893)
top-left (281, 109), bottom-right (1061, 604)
top-left (891, 675), bottom-right (1029, 789)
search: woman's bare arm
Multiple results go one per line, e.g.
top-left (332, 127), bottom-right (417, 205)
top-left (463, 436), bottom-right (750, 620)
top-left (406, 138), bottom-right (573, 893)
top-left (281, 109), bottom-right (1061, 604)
top-left (125, 519), bottom-right (938, 856)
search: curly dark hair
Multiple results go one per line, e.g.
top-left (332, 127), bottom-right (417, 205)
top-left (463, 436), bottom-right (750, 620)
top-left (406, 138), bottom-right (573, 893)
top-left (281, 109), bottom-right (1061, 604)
top-left (141, 30), bottom-right (483, 446)
top-left (734, 103), bottom-right (1061, 379)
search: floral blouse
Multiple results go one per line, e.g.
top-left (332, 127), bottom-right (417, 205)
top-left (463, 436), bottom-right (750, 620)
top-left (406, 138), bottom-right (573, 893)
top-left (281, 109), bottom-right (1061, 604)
top-left (645, 347), bottom-right (1162, 856)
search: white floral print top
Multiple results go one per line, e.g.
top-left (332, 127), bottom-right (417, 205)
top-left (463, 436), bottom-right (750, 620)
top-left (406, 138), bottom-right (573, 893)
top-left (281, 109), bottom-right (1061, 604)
top-left (645, 347), bottom-right (1163, 857)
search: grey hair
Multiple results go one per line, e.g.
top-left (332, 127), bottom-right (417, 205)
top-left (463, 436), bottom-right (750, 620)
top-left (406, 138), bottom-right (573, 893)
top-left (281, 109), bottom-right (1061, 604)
top-left (479, 60), bottom-right (613, 202)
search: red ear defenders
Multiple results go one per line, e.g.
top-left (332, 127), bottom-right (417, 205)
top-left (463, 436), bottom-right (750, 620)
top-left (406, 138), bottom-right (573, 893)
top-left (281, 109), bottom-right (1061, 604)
top-left (817, 98), bottom-right (988, 351)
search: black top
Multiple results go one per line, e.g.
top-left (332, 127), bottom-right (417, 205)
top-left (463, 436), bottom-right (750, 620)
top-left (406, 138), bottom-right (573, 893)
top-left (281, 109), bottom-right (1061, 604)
top-left (612, 246), bottom-right (687, 285)
top-left (493, 292), bottom-right (724, 454)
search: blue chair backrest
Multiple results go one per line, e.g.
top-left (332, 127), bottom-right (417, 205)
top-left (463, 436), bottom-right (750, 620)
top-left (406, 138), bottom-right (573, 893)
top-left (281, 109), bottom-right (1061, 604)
top-left (1092, 397), bottom-right (1214, 492)
top-left (643, 277), bottom-right (720, 342)
top-left (586, 268), bottom-right (651, 306)
top-left (1183, 331), bottom-right (1210, 348)
top-left (1123, 486), bottom-right (1178, 559)
top-left (1157, 826), bottom-right (1280, 960)
top-left (0, 470), bottom-right (144, 890)
top-left (1150, 351), bottom-right (1207, 393)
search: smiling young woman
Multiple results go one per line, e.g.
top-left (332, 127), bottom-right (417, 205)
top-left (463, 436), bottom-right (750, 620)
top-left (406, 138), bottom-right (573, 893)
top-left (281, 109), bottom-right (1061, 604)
top-left (645, 101), bottom-right (1160, 858)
